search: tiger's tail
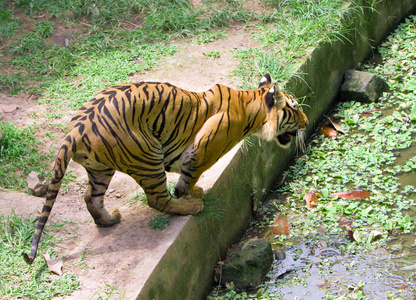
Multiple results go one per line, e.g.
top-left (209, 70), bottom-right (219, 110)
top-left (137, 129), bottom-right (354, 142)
top-left (23, 134), bottom-right (78, 264)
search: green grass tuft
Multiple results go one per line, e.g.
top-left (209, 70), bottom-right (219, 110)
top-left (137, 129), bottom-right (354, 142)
top-left (0, 212), bottom-right (79, 299)
top-left (0, 122), bottom-right (53, 189)
top-left (148, 214), bottom-right (171, 231)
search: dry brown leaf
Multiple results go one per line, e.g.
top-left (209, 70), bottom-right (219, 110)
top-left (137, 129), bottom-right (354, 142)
top-left (325, 115), bottom-right (346, 134)
top-left (329, 190), bottom-right (371, 200)
top-left (42, 253), bottom-right (63, 275)
top-left (319, 124), bottom-right (337, 137)
top-left (304, 190), bottom-right (321, 210)
top-left (338, 215), bottom-right (354, 241)
top-left (0, 104), bottom-right (18, 113)
top-left (272, 213), bottom-right (290, 236)
top-left (361, 109), bottom-right (378, 115)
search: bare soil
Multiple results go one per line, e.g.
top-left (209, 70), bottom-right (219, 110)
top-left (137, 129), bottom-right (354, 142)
top-left (0, 22), bottom-right (258, 298)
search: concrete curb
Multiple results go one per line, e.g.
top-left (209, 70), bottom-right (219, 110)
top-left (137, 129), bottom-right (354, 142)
top-left (137, 1), bottom-right (416, 299)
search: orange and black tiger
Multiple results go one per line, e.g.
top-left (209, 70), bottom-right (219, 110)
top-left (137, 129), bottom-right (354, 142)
top-left (24, 73), bottom-right (308, 264)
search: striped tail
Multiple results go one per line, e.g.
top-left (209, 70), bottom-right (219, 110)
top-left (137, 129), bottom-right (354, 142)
top-left (23, 134), bottom-right (78, 264)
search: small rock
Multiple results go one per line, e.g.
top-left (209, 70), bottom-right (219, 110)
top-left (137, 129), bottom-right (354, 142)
top-left (220, 238), bottom-right (273, 290)
top-left (27, 171), bottom-right (48, 197)
top-left (340, 70), bottom-right (389, 103)
top-left (274, 249), bottom-right (286, 260)
top-left (115, 193), bottom-right (121, 198)
top-left (108, 188), bottom-right (115, 193)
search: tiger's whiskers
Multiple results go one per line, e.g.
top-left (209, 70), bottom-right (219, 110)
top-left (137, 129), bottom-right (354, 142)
top-left (296, 129), bottom-right (306, 155)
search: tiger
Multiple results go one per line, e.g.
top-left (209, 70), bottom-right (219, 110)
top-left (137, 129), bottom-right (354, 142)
top-left (23, 73), bottom-right (308, 264)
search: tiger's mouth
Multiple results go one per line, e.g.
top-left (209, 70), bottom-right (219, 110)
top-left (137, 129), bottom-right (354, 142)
top-left (276, 129), bottom-right (307, 154)
top-left (277, 131), bottom-right (296, 146)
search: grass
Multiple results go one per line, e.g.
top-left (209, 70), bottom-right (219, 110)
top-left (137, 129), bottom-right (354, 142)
top-left (0, 121), bottom-right (53, 190)
top-left (0, 212), bottom-right (79, 299)
top-left (148, 214), bottom-right (171, 231)
top-left (0, 0), bottom-right (256, 98)
top-left (233, 0), bottom-right (362, 87)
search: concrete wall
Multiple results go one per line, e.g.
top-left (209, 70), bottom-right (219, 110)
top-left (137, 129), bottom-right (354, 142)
top-left (137, 1), bottom-right (416, 299)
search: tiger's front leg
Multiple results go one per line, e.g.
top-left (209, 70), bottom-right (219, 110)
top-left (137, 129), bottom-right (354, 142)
top-left (174, 113), bottom-right (240, 202)
top-left (174, 145), bottom-right (205, 200)
top-left (130, 170), bottom-right (203, 215)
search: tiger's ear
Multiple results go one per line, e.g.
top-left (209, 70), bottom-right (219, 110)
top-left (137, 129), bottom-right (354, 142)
top-left (265, 84), bottom-right (286, 110)
top-left (258, 73), bottom-right (272, 88)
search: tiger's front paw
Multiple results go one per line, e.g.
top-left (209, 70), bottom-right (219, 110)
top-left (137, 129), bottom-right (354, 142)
top-left (191, 186), bottom-right (204, 198)
top-left (164, 198), bottom-right (204, 215)
top-left (181, 198), bottom-right (204, 215)
top-left (182, 186), bottom-right (204, 199)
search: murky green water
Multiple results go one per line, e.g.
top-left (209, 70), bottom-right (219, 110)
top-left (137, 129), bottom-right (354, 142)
top-left (249, 191), bottom-right (416, 299)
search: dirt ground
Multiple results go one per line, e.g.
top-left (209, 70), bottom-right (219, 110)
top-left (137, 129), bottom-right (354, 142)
top-left (0, 23), bottom-right (258, 298)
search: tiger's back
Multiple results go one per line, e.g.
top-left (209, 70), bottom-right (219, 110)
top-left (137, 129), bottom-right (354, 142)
top-left (69, 82), bottom-right (211, 174)
top-left (24, 74), bottom-right (308, 264)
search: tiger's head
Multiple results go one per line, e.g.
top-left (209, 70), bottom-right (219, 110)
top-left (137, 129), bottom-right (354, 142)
top-left (258, 73), bottom-right (309, 152)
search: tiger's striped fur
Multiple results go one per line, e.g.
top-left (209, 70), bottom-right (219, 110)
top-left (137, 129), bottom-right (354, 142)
top-left (23, 73), bottom-right (308, 264)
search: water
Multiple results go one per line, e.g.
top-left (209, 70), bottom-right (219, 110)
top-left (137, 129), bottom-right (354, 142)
top-left (209, 102), bottom-right (416, 300)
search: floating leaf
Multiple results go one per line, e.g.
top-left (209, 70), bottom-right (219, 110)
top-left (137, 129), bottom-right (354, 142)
top-left (272, 213), bottom-right (290, 236)
top-left (42, 253), bottom-right (63, 275)
top-left (361, 109), bottom-right (378, 116)
top-left (353, 230), bottom-right (362, 243)
top-left (311, 240), bottom-right (328, 255)
top-left (405, 80), bottom-right (416, 91)
top-left (325, 115), bottom-right (346, 134)
top-left (319, 124), bottom-right (337, 137)
top-left (304, 190), bottom-right (320, 210)
top-left (338, 215), bottom-right (354, 241)
top-left (329, 190), bottom-right (371, 200)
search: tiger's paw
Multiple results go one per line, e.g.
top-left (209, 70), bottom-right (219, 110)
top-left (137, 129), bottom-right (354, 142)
top-left (165, 198), bottom-right (204, 215)
top-left (95, 208), bottom-right (121, 227)
top-left (191, 186), bottom-right (204, 198)
top-left (182, 186), bottom-right (204, 199)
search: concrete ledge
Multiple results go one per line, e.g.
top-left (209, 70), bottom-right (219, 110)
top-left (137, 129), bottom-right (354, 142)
top-left (138, 1), bottom-right (416, 299)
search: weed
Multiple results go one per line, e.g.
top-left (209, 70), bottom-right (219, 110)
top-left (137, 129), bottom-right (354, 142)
top-left (0, 122), bottom-right (53, 189)
top-left (0, 3), bottom-right (21, 40)
top-left (0, 72), bottom-right (27, 94)
top-left (148, 214), bottom-right (171, 231)
top-left (203, 50), bottom-right (220, 58)
top-left (34, 21), bottom-right (55, 37)
top-left (92, 284), bottom-right (126, 300)
top-left (8, 32), bottom-right (47, 55)
top-left (197, 30), bottom-right (226, 44)
top-left (0, 212), bottom-right (79, 299)
top-left (234, 0), bottom-right (361, 87)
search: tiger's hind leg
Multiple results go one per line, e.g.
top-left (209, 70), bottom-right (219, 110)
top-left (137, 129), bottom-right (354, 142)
top-left (84, 168), bottom-right (120, 227)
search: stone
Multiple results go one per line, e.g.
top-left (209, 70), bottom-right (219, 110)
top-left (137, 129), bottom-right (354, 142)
top-left (220, 238), bottom-right (273, 290)
top-left (27, 171), bottom-right (48, 197)
top-left (340, 70), bottom-right (389, 103)
top-left (274, 249), bottom-right (286, 260)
